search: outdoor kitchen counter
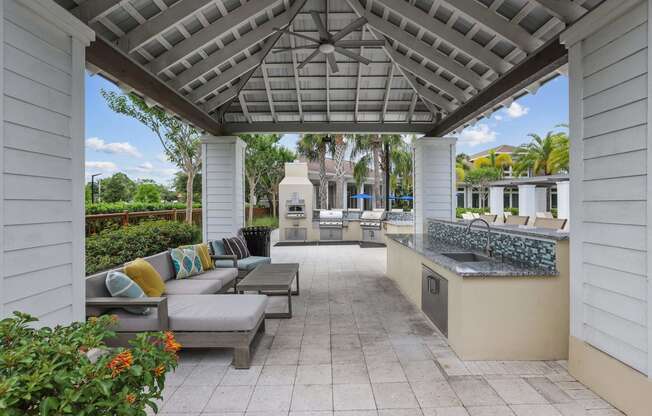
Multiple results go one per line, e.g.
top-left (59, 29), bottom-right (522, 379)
top-left (386, 233), bottom-right (557, 277)
top-left (385, 232), bottom-right (570, 361)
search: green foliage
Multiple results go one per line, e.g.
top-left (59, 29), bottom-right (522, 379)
top-left (463, 166), bottom-right (502, 187)
top-left (456, 207), bottom-right (489, 218)
top-left (247, 216), bottom-right (279, 229)
top-left (134, 183), bottom-right (162, 203)
top-left (513, 129), bottom-right (569, 176)
top-left (99, 173), bottom-right (136, 203)
top-left (173, 172), bottom-right (202, 203)
top-left (86, 202), bottom-right (200, 215)
top-left (0, 312), bottom-right (178, 415)
top-left (86, 220), bottom-right (200, 275)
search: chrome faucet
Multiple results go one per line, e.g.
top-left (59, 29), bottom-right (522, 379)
top-left (466, 218), bottom-right (492, 257)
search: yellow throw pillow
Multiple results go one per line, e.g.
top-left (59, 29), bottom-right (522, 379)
top-left (124, 258), bottom-right (166, 297)
top-left (180, 243), bottom-right (214, 271)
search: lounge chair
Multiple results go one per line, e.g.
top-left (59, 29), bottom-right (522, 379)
top-left (210, 239), bottom-right (271, 280)
top-left (461, 212), bottom-right (474, 220)
top-left (533, 217), bottom-right (567, 230)
top-left (479, 214), bottom-right (498, 223)
top-left (85, 251), bottom-right (267, 368)
top-left (505, 215), bottom-right (529, 225)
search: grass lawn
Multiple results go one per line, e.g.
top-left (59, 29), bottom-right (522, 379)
top-left (247, 216), bottom-right (279, 229)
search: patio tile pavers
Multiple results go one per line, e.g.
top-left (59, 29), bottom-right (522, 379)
top-left (154, 244), bottom-right (619, 416)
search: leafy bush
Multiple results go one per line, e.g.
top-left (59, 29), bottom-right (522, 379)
top-left (86, 202), bottom-right (201, 215)
top-left (86, 220), bottom-right (200, 275)
top-left (247, 216), bottom-right (279, 229)
top-left (0, 312), bottom-right (179, 415)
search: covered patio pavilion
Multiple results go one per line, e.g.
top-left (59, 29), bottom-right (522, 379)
top-left (1, 0), bottom-right (651, 415)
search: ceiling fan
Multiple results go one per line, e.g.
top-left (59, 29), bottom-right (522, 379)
top-left (272, 11), bottom-right (385, 73)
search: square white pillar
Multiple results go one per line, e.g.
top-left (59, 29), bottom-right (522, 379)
top-left (556, 181), bottom-right (570, 227)
top-left (535, 187), bottom-right (547, 213)
top-left (518, 184), bottom-right (537, 220)
top-left (201, 135), bottom-right (246, 242)
top-left (413, 137), bottom-right (457, 234)
top-left (489, 186), bottom-right (505, 219)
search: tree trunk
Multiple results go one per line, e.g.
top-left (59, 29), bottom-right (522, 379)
top-left (333, 135), bottom-right (346, 209)
top-left (185, 172), bottom-right (194, 224)
top-left (318, 143), bottom-right (328, 209)
top-left (372, 141), bottom-right (381, 209)
top-left (248, 188), bottom-right (256, 224)
top-left (271, 190), bottom-right (277, 218)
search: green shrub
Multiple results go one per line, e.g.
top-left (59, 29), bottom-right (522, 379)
top-left (86, 202), bottom-right (201, 215)
top-left (247, 216), bottom-right (279, 229)
top-left (0, 312), bottom-right (179, 415)
top-left (86, 220), bottom-right (200, 275)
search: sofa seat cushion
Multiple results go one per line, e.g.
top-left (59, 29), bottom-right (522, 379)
top-left (168, 295), bottom-right (268, 332)
top-left (111, 309), bottom-right (161, 332)
top-left (164, 279), bottom-right (223, 295)
top-left (192, 268), bottom-right (237, 286)
top-left (215, 256), bottom-right (271, 271)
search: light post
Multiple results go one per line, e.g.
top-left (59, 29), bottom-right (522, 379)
top-left (90, 173), bottom-right (102, 204)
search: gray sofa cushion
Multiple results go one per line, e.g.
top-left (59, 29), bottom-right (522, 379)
top-left (168, 295), bottom-right (268, 332)
top-left (164, 279), bottom-right (223, 295)
top-left (193, 268), bottom-right (237, 285)
top-left (111, 309), bottom-right (161, 332)
top-left (146, 252), bottom-right (176, 282)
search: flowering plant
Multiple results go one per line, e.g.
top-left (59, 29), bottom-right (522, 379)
top-left (0, 312), bottom-right (179, 415)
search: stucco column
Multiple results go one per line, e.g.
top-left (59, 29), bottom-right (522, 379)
top-left (556, 181), bottom-right (570, 228)
top-left (413, 137), bottom-right (457, 234)
top-left (201, 135), bottom-right (246, 242)
top-left (535, 187), bottom-right (547, 214)
top-left (489, 186), bottom-right (504, 219)
top-left (518, 184), bottom-right (536, 221)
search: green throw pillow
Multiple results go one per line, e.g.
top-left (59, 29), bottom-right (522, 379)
top-left (105, 270), bottom-right (149, 315)
top-left (169, 247), bottom-right (203, 279)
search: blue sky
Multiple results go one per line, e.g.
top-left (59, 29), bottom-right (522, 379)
top-left (85, 73), bottom-right (568, 185)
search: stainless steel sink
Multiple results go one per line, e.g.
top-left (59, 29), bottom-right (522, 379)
top-left (442, 252), bottom-right (491, 262)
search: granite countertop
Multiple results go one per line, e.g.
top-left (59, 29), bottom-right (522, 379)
top-left (387, 234), bottom-right (558, 277)
top-left (429, 218), bottom-right (569, 241)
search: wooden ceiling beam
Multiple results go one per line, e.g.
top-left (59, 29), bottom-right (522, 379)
top-left (86, 36), bottom-right (223, 135)
top-left (428, 37), bottom-right (567, 137)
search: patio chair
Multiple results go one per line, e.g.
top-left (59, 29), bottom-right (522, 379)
top-left (461, 212), bottom-right (474, 220)
top-left (210, 239), bottom-right (271, 280)
top-left (479, 214), bottom-right (498, 223)
top-left (472, 212), bottom-right (481, 219)
top-left (505, 215), bottom-right (529, 226)
top-left (536, 212), bottom-right (554, 219)
top-left (533, 217), bottom-right (567, 230)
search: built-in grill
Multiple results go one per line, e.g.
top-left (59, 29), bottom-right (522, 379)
top-left (285, 192), bottom-right (306, 218)
top-left (360, 210), bottom-right (385, 229)
top-left (319, 210), bottom-right (343, 240)
top-left (360, 210), bottom-right (385, 245)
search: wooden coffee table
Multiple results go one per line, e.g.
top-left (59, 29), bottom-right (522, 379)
top-left (236, 263), bottom-right (299, 319)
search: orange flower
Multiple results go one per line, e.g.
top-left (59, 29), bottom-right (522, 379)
top-left (125, 393), bottom-right (136, 404)
top-left (153, 365), bottom-right (165, 377)
top-left (107, 350), bottom-right (133, 377)
top-left (163, 331), bottom-right (181, 354)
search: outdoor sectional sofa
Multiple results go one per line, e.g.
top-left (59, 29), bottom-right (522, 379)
top-left (85, 251), bottom-right (268, 368)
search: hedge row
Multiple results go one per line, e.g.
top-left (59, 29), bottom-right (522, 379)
top-left (86, 202), bottom-right (202, 215)
top-left (86, 220), bottom-right (201, 275)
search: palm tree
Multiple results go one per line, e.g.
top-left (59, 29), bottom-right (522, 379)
top-left (513, 131), bottom-right (563, 176)
top-left (297, 134), bottom-right (329, 209)
top-left (549, 126), bottom-right (569, 173)
top-left (331, 134), bottom-right (347, 209)
top-left (473, 149), bottom-right (512, 177)
top-left (351, 134), bottom-right (383, 208)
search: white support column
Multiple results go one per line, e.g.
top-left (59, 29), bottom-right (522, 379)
top-left (489, 186), bottom-right (504, 219)
top-left (556, 181), bottom-right (570, 228)
top-left (535, 187), bottom-right (547, 214)
top-left (413, 137), bottom-right (457, 234)
top-left (518, 184), bottom-right (537, 221)
top-left (201, 135), bottom-right (246, 242)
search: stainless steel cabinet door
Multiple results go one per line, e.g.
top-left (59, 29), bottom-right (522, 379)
top-left (421, 265), bottom-right (448, 337)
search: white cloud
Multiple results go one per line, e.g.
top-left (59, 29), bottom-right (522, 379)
top-left (85, 161), bottom-right (117, 172)
top-left (458, 124), bottom-right (497, 147)
top-left (494, 114), bottom-right (503, 121)
top-left (156, 153), bottom-right (169, 163)
top-left (86, 137), bottom-right (142, 158)
top-left (505, 102), bottom-right (529, 119)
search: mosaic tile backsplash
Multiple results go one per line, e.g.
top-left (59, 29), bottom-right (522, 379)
top-left (386, 211), bottom-right (414, 222)
top-left (427, 219), bottom-right (557, 273)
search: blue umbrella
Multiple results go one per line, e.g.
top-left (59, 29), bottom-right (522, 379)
top-left (352, 193), bottom-right (372, 199)
top-left (399, 196), bottom-right (414, 201)
top-left (388, 196), bottom-right (398, 200)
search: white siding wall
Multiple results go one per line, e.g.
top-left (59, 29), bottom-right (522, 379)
top-left (202, 136), bottom-right (246, 242)
top-left (413, 137), bottom-right (456, 234)
top-left (566, 0), bottom-right (650, 375)
top-left (0, 0), bottom-right (92, 326)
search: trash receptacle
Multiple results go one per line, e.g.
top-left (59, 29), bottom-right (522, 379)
top-left (239, 226), bottom-right (271, 257)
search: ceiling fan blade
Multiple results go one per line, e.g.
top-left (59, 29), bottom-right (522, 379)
top-left (311, 11), bottom-right (330, 40)
top-left (327, 53), bottom-right (339, 73)
top-left (274, 28), bottom-right (321, 44)
top-left (331, 17), bottom-right (367, 42)
top-left (335, 47), bottom-right (371, 65)
top-left (272, 47), bottom-right (317, 54)
top-left (335, 40), bottom-right (386, 48)
top-left (297, 49), bottom-right (321, 70)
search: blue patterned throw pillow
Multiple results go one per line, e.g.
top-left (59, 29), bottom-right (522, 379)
top-left (105, 270), bottom-right (150, 315)
top-left (169, 247), bottom-right (203, 279)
